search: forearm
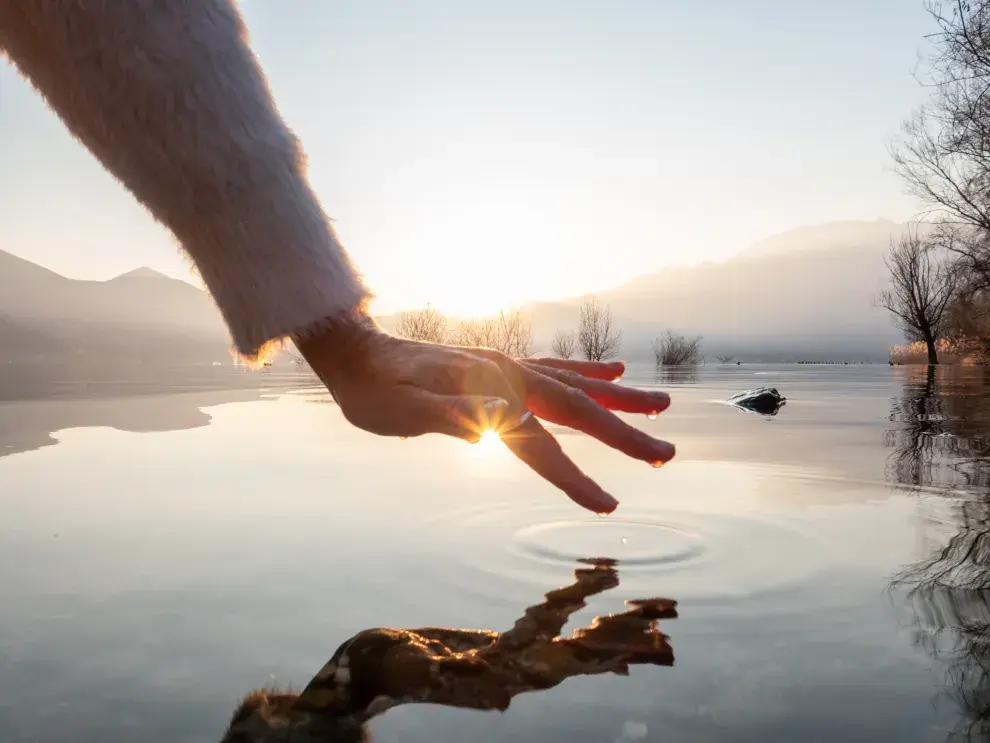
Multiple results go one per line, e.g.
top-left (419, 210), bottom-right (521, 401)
top-left (0, 0), bottom-right (370, 360)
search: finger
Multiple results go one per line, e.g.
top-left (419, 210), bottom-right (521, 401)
top-left (338, 379), bottom-right (512, 442)
top-left (525, 358), bottom-right (626, 381)
top-left (521, 360), bottom-right (670, 415)
top-left (520, 366), bottom-right (676, 467)
top-left (499, 414), bottom-right (619, 514)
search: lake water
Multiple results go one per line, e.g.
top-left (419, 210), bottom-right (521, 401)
top-left (1, 362), bottom-right (988, 742)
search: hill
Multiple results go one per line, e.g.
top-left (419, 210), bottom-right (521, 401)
top-left (0, 219), bottom-right (913, 364)
top-left (511, 220), bottom-right (914, 361)
top-left (0, 250), bottom-right (231, 363)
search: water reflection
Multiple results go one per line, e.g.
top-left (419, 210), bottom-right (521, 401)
top-left (0, 362), bottom-right (317, 458)
top-left (653, 366), bottom-right (700, 386)
top-left (220, 559), bottom-right (676, 743)
top-left (887, 366), bottom-right (990, 740)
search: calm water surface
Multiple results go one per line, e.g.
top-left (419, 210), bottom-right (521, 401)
top-left (1, 362), bottom-right (988, 742)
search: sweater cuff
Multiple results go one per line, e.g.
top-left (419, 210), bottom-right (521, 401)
top-left (180, 174), bottom-right (373, 363)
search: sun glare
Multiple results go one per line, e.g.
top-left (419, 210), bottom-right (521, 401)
top-left (477, 428), bottom-right (501, 450)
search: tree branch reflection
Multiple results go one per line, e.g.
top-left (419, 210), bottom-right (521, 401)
top-left (887, 365), bottom-right (990, 740)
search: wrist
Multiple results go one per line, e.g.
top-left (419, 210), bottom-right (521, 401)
top-left (293, 306), bottom-right (381, 386)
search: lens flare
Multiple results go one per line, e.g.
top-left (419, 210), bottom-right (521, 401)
top-left (477, 428), bottom-right (501, 450)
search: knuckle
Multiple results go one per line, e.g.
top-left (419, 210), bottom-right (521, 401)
top-left (562, 387), bottom-right (592, 411)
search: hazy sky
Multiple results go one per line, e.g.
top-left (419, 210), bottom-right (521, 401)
top-left (0, 1), bottom-right (935, 315)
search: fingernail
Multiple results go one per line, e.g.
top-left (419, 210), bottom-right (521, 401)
top-left (483, 398), bottom-right (510, 413)
top-left (501, 410), bottom-right (533, 432)
top-left (596, 493), bottom-right (619, 514)
top-left (651, 442), bottom-right (676, 465)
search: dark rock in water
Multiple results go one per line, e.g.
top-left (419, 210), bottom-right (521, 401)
top-left (726, 386), bottom-right (786, 416)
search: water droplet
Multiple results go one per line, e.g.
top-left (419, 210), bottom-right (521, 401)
top-left (646, 411), bottom-right (659, 421)
top-left (597, 512), bottom-right (610, 519)
top-left (399, 436), bottom-right (408, 441)
top-left (650, 459), bottom-right (665, 469)
top-left (620, 536), bottom-right (628, 545)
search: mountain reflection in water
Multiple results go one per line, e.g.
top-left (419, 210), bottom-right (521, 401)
top-left (887, 366), bottom-right (990, 741)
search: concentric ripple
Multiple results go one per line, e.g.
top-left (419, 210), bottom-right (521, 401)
top-left (409, 457), bottom-right (912, 607)
top-left (511, 519), bottom-right (706, 568)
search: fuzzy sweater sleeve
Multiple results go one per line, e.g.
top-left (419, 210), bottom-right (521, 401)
top-left (0, 0), bottom-right (371, 361)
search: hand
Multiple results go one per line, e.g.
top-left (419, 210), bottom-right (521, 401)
top-left (296, 312), bottom-right (675, 514)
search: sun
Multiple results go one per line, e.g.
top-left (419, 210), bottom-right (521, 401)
top-left (463, 427), bottom-right (504, 464)
top-left (477, 428), bottom-right (501, 451)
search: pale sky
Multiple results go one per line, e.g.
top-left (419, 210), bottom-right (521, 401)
top-left (0, 1), bottom-right (934, 316)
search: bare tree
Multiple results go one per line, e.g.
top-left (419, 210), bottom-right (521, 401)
top-left (451, 316), bottom-right (500, 349)
top-left (578, 297), bottom-right (622, 362)
top-left (450, 309), bottom-right (533, 357)
top-left (715, 354), bottom-right (734, 364)
top-left (891, 1), bottom-right (990, 287)
top-left (496, 309), bottom-right (534, 357)
top-left (877, 227), bottom-right (959, 364)
top-left (396, 305), bottom-right (448, 344)
top-left (551, 329), bottom-right (577, 359)
top-left (651, 331), bottom-right (703, 366)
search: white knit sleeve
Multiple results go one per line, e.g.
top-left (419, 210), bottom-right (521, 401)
top-left (0, 0), bottom-right (371, 361)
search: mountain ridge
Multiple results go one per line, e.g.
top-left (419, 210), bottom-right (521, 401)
top-left (0, 218), bottom-right (911, 363)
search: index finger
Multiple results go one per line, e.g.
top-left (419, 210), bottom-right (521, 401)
top-left (521, 360), bottom-right (670, 415)
top-left (499, 414), bottom-right (619, 514)
top-left (526, 358), bottom-right (625, 381)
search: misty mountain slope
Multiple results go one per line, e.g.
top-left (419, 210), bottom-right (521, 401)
top-left (520, 220), bottom-right (909, 358)
top-left (0, 250), bottom-right (228, 339)
top-left (0, 316), bottom-right (69, 361)
top-left (739, 219), bottom-right (917, 259)
top-left (601, 245), bottom-right (892, 337)
top-left (0, 219), bottom-right (912, 363)
top-left (0, 249), bottom-right (231, 362)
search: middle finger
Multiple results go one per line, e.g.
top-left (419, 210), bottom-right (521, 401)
top-left (520, 365), bottom-right (676, 467)
top-left (500, 414), bottom-right (619, 513)
top-left (521, 360), bottom-right (671, 415)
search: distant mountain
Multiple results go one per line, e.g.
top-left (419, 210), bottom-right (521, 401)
top-left (459, 220), bottom-right (913, 362)
top-left (738, 219), bottom-right (914, 259)
top-left (0, 219), bottom-right (915, 365)
top-left (0, 249), bottom-right (231, 363)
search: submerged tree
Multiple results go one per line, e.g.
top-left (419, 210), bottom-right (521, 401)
top-left (651, 331), bottom-right (703, 366)
top-left (578, 297), bottom-right (621, 362)
top-left (877, 227), bottom-right (958, 364)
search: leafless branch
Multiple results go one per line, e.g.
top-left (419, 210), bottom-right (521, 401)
top-left (651, 331), bottom-right (703, 366)
top-left (577, 297), bottom-right (622, 362)
top-left (551, 329), bottom-right (577, 359)
top-left (396, 305), bottom-right (448, 344)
